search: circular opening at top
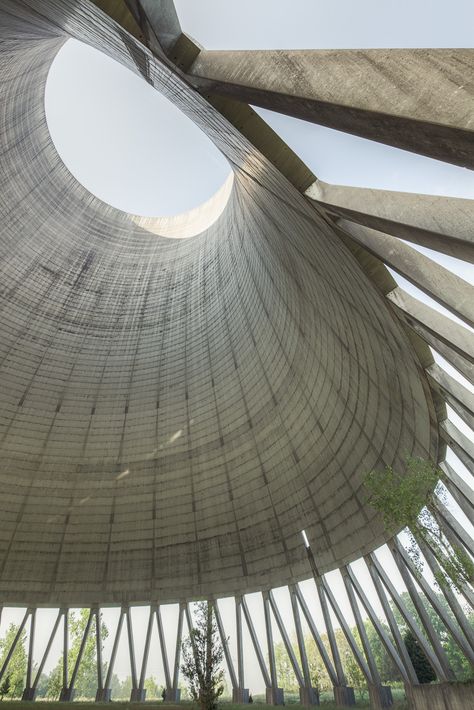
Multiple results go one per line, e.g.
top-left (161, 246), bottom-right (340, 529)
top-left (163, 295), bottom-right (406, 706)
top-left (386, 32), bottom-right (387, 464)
top-left (45, 39), bottom-right (231, 219)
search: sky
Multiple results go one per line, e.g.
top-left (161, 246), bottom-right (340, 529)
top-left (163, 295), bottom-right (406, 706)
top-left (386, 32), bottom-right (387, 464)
top-left (3, 0), bottom-right (474, 696)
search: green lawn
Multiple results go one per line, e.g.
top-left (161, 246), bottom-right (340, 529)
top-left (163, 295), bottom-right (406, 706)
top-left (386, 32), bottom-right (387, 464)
top-left (0, 690), bottom-right (410, 710)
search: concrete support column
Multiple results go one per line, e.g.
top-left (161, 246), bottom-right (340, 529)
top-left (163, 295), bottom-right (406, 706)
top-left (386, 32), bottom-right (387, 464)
top-left (305, 544), bottom-right (355, 706)
top-left (22, 609), bottom-right (36, 701)
top-left (368, 552), bottom-right (447, 681)
top-left (342, 570), bottom-right (393, 708)
top-left (137, 606), bottom-right (155, 702)
top-left (0, 609), bottom-right (30, 687)
top-left (213, 600), bottom-right (238, 696)
top-left (68, 608), bottom-right (94, 701)
top-left (126, 606), bottom-right (140, 701)
top-left (293, 585), bottom-right (338, 688)
top-left (102, 607), bottom-right (126, 701)
top-left (188, 48), bottom-right (474, 168)
top-left (170, 603), bottom-right (184, 702)
top-left (290, 587), bottom-right (319, 706)
top-left (156, 605), bottom-right (174, 700)
top-left (60, 610), bottom-right (69, 701)
top-left (233, 597), bottom-right (250, 703)
top-left (263, 592), bottom-right (284, 706)
top-left (241, 596), bottom-right (272, 696)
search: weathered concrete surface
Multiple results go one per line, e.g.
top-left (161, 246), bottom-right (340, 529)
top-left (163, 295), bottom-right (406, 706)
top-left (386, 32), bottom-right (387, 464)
top-left (405, 681), bottom-right (474, 710)
top-left (426, 364), bottom-right (474, 431)
top-left (189, 49), bottom-right (474, 168)
top-left (387, 288), bottom-right (474, 363)
top-left (440, 461), bottom-right (474, 519)
top-left (306, 181), bottom-right (474, 263)
top-left (367, 684), bottom-right (393, 709)
top-left (440, 420), bottom-right (474, 475)
top-left (0, 1), bottom-right (438, 606)
top-left (336, 219), bottom-right (474, 327)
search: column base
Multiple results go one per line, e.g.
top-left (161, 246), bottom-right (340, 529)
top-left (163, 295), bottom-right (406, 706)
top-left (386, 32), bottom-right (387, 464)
top-left (59, 687), bottom-right (75, 702)
top-left (130, 688), bottom-right (146, 702)
top-left (266, 687), bottom-right (284, 705)
top-left (21, 688), bottom-right (36, 701)
top-left (333, 686), bottom-right (355, 706)
top-left (368, 684), bottom-right (393, 709)
top-left (232, 688), bottom-right (250, 703)
top-left (95, 688), bottom-right (112, 702)
top-left (163, 688), bottom-right (181, 702)
top-left (299, 686), bottom-right (320, 706)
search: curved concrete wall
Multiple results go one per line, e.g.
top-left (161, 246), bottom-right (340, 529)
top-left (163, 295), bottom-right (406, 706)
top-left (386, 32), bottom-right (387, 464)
top-left (0, 0), bottom-right (438, 606)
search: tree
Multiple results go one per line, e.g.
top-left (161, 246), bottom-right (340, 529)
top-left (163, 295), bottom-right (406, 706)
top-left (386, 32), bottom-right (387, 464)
top-left (364, 456), bottom-right (474, 591)
top-left (392, 591), bottom-right (474, 682)
top-left (404, 630), bottom-right (436, 684)
top-left (0, 674), bottom-right (11, 700)
top-left (109, 672), bottom-right (124, 699)
top-left (46, 609), bottom-right (108, 700)
top-left (181, 602), bottom-right (225, 710)
top-left (364, 621), bottom-right (401, 684)
top-left (0, 623), bottom-right (27, 698)
top-left (144, 676), bottom-right (160, 699)
top-left (274, 641), bottom-right (299, 692)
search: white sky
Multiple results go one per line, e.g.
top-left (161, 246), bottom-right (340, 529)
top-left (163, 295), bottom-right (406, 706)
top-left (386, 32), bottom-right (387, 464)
top-left (3, 0), bottom-right (474, 696)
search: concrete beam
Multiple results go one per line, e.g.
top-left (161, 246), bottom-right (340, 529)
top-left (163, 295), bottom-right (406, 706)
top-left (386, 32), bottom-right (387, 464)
top-left (393, 538), bottom-right (474, 664)
top-left (440, 419), bottom-right (474, 474)
top-left (125, 0), bottom-right (181, 55)
top-left (91, 0), bottom-right (181, 57)
top-left (189, 49), bottom-right (474, 168)
top-left (426, 364), bottom-right (474, 431)
top-left (306, 181), bottom-right (474, 264)
top-left (387, 288), bottom-right (474, 364)
top-left (400, 319), bottom-right (473, 385)
top-left (433, 497), bottom-right (474, 559)
top-left (337, 219), bottom-right (474, 327)
top-left (440, 461), bottom-right (474, 519)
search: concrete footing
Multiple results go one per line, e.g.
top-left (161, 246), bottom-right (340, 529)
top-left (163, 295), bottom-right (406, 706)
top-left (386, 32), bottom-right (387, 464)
top-left (163, 688), bottom-right (181, 702)
top-left (59, 688), bottom-right (75, 702)
top-left (266, 687), bottom-right (284, 705)
top-left (130, 688), bottom-right (146, 702)
top-left (21, 688), bottom-right (36, 701)
top-left (368, 684), bottom-right (393, 708)
top-left (299, 686), bottom-right (320, 705)
top-left (405, 681), bottom-right (474, 710)
top-left (232, 688), bottom-right (250, 703)
top-left (95, 688), bottom-right (112, 702)
top-left (333, 686), bottom-right (356, 706)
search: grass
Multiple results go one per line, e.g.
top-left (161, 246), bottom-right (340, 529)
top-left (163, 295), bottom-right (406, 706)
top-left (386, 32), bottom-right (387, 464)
top-left (2, 697), bottom-right (408, 709)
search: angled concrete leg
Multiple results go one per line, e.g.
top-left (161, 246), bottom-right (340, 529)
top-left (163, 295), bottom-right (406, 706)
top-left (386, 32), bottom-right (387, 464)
top-left (333, 686), bottom-right (356, 706)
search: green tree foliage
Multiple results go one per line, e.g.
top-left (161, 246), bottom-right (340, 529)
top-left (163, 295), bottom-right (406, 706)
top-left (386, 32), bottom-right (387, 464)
top-left (274, 642), bottom-right (299, 691)
top-left (392, 591), bottom-right (474, 682)
top-left (46, 609), bottom-right (108, 700)
top-left (143, 675), bottom-right (160, 699)
top-left (181, 601), bottom-right (225, 710)
top-left (404, 630), bottom-right (436, 684)
top-left (365, 456), bottom-right (474, 591)
top-left (0, 674), bottom-right (11, 700)
top-left (0, 623), bottom-right (27, 698)
top-left (364, 621), bottom-right (401, 684)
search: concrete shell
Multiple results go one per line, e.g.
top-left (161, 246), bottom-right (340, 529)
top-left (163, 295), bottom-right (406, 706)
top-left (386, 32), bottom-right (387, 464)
top-left (0, 0), bottom-right (438, 606)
